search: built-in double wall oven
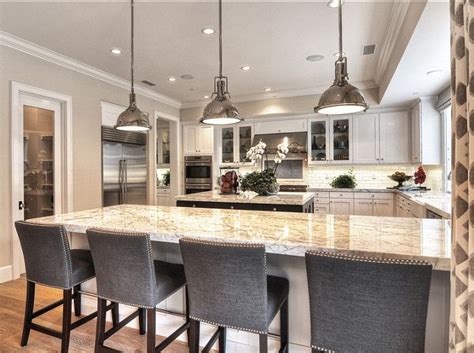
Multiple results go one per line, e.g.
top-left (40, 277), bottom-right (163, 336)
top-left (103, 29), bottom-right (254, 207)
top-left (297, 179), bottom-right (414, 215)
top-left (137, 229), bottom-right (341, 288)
top-left (185, 156), bottom-right (212, 194)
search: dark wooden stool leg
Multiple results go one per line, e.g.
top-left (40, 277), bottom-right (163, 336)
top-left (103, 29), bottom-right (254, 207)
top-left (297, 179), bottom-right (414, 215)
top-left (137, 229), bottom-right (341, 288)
top-left (95, 298), bottom-right (107, 353)
top-left (21, 281), bottom-right (35, 346)
top-left (111, 302), bottom-right (119, 327)
top-left (259, 334), bottom-right (268, 353)
top-left (219, 327), bottom-right (226, 352)
top-left (138, 308), bottom-right (146, 335)
top-left (185, 287), bottom-right (191, 347)
top-left (279, 298), bottom-right (288, 353)
top-left (146, 308), bottom-right (156, 353)
top-left (73, 284), bottom-right (81, 317)
top-left (61, 289), bottom-right (72, 353)
top-left (190, 319), bottom-right (200, 353)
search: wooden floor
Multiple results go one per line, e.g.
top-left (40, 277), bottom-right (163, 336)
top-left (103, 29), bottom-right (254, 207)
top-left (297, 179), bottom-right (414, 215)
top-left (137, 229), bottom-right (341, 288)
top-left (0, 278), bottom-right (191, 353)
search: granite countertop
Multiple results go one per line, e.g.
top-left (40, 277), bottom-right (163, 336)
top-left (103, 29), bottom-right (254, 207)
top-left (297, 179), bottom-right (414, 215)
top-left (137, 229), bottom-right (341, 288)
top-left (30, 204), bottom-right (451, 271)
top-left (308, 187), bottom-right (452, 218)
top-left (175, 191), bottom-right (315, 205)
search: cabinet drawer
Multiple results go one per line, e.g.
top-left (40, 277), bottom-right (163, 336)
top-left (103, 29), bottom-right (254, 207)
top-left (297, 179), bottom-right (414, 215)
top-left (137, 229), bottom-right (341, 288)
top-left (313, 191), bottom-right (330, 198)
top-left (314, 197), bottom-right (330, 204)
top-left (354, 192), bottom-right (394, 200)
top-left (330, 191), bottom-right (354, 199)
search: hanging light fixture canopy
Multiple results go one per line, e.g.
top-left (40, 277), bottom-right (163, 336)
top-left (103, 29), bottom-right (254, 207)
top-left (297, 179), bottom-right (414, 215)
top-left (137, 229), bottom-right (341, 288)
top-left (115, 0), bottom-right (151, 132)
top-left (314, 0), bottom-right (368, 115)
top-left (200, 0), bottom-right (243, 125)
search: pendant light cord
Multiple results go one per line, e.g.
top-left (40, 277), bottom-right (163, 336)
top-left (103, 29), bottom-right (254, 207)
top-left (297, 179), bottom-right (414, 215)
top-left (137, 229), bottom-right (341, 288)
top-left (219, 0), bottom-right (223, 78)
top-left (338, 0), bottom-right (343, 61)
top-left (131, 0), bottom-right (135, 95)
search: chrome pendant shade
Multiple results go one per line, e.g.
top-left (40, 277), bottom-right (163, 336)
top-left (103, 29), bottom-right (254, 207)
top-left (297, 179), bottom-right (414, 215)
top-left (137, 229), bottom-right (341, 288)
top-left (115, 0), bottom-right (151, 132)
top-left (200, 0), bottom-right (242, 125)
top-left (315, 0), bottom-right (368, 115)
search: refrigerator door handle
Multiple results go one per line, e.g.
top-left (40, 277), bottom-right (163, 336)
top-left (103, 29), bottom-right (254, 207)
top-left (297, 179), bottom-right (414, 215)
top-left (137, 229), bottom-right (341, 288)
top-left (118, 159), bottom-right (124, 205)
top-left (124, 160), bottom-right (128, 204)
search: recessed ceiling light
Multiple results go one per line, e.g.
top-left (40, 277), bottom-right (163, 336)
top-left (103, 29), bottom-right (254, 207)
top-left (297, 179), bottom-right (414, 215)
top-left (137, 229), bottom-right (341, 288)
top-left (333, 51), bottom-right (346, 57)
top-left (168, 77), bottom-right (176, 82)
top-left (201, 27), bottom-right (215, 35)
top-left (203, 95), bottom-right (210, 99)
top-left (327, 0), bottom-right (344, 8)
top-left (180, 74), bottom-right (195, 80)
top-left (306, 54), bottom-right (324, 62)
top-left (426, 69), bottom-right (443, 76)
top-left (264, 88), bottom-right (272, 92)
top-left (240, 66), bottom-right (251, 71)
top-left (412, 92), bottom-right (419, 95)
top-left (110, 47), bottom-right (122, 55)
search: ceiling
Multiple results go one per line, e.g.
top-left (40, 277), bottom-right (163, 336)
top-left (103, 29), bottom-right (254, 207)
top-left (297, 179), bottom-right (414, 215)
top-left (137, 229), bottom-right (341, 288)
top-left (0, 1), bottom-right (450, 108)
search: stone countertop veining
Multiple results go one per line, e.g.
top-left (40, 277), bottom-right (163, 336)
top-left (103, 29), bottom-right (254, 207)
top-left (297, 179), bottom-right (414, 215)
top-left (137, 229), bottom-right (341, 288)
top-left (175, 191), bottom-right (315, 205)
top-left (29, 204), bottom-right (451, 271)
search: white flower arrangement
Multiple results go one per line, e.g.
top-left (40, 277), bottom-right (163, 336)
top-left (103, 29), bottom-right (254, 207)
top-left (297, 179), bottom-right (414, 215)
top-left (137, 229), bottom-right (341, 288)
top-left (245, 139), bottom-right (289, 174)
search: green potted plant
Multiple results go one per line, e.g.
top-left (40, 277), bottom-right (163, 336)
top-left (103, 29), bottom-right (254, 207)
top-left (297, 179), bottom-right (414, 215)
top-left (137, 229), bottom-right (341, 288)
top-left (330, 168), bottom-right (357, 189)
top-left (240, 140), bottom-right (289, 195)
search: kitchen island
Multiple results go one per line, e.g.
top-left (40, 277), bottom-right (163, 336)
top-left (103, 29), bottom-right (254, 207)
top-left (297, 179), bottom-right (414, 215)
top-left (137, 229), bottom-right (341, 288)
top-left (30, 204), bottom-right (451, 352)
top-left (175, 190), bottom-right (315, 213)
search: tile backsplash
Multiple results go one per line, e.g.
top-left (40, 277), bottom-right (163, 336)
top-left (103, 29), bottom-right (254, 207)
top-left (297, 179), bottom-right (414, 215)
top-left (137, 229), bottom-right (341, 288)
top-left (307, 164), bottom-right (443, 191)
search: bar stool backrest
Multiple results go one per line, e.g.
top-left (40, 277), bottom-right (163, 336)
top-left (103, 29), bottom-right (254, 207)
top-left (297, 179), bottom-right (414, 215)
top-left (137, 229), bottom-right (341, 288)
top-left (15, 221), bottom-right (74, 289)
top-left (305, 251), bottom-right (432, 353)
top-left (179, 238), bottom-right (268, 333)
top-left (86, 228), bottom-right (157, 308)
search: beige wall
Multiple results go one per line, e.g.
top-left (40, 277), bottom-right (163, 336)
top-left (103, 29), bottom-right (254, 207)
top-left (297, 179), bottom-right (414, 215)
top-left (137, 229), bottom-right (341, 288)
top-left (180, 87), bottom-right (380, 123)
top-left (0, 45), bottom-right (179, 268)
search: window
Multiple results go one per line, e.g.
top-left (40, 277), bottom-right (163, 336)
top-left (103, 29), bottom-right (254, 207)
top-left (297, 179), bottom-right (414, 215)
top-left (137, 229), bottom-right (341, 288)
top-left (441, 105), bottom-right (452, 193)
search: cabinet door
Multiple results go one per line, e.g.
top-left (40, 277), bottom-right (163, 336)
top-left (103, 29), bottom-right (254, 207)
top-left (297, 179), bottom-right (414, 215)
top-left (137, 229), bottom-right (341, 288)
top-left (254, 119), bottom-right (307, 134)
top-left (309, 118), bottom-right (330, 164)
top-left (330, 116), bottom-right (352, 163)
top-left (353, 200), bottom-right (373, 216)
top-left (238, 125), bottom-right (253, 162)
top-left (411, 103), bottom-right (421, 163)
top-left (379, 111), bottom-right (409, 163)
top-left (314, 204), bottom-right (330, 214)
top-left (183, 125), bottom-right (197, 155)
top-left (373, 200), bottom-right (394, 217)
top-left (353, 113), bottom-right (379, 164)
top-left (221, 127), bottom-right (235, 163)
top-left (198, 126), bottom-right (214, 154)
top-left (329, 199), bottom-right (353, 215)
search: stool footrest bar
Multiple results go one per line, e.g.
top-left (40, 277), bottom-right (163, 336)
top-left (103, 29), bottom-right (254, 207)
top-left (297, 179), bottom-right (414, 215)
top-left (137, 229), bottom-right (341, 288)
top-left (154, 321), bottom-right (190, 352)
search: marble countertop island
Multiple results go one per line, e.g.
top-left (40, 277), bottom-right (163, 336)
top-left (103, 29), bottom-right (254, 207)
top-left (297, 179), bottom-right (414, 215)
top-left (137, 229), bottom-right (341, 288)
top-left (175, 191), bottom-right (314, 205)
top-left (30, 204), bottom-right (451, 271)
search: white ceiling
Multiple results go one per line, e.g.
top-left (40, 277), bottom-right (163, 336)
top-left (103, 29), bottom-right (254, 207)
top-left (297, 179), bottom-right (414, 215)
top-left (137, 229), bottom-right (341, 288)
top-left (0, 1), bottom-right (450, 107)
top-left (380, 1), bottom-right (450, 106)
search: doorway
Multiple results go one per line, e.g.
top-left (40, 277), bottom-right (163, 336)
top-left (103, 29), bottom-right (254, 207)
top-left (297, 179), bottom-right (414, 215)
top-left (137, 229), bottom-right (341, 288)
top-left (11, 82), bottom-right (73, 280)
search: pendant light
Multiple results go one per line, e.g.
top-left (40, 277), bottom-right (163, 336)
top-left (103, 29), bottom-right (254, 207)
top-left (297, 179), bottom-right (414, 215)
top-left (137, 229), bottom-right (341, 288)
top-left (115, 0), bottom-right (151, 131)
top-left (314, 0), bottom-right (368, 115)
top-left (200, 0), bottom-right (243, 125)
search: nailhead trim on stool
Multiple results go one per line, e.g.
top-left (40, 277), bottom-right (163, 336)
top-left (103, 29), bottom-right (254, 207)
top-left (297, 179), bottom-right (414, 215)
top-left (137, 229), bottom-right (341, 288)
top-left (306, 250), bottom-right (431, 266)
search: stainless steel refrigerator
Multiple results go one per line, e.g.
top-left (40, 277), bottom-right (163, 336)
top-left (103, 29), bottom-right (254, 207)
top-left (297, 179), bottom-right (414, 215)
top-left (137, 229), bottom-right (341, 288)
top-left (102, 126), bottom-right (147, 206)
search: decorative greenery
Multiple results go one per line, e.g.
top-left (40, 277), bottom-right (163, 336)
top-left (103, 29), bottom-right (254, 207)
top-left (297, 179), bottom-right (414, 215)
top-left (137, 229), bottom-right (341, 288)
top-left (240, 169), bottom-right (277, 195)
top-left (330, 169), bottom-right (357, 189)
top-left (162, 170), bottom-right (171, 187)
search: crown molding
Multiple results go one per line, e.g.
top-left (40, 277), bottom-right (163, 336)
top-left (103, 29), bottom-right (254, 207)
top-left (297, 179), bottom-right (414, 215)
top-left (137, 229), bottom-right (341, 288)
top-left (180, 80), bottom-right (378, 109)
top-left (374, 2), bottom-right (410, 85)
top-left (0, 30), bottom-right (182, 109)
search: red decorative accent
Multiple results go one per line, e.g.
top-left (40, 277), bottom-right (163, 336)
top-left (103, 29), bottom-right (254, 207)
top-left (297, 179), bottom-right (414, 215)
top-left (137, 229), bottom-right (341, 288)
top-left (220, 171), bottom-right (239, 194)
top-left (414, 166), bottom-right (426, 185)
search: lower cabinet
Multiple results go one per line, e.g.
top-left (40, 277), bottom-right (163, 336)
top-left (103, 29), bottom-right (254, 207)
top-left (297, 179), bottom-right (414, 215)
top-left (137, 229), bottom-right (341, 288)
top-left (314, 204), bottom-right (330, 214)
top-left (329, 199), bottom-right (354, 215)
top-left (353, 193), bottom-right (394, 217)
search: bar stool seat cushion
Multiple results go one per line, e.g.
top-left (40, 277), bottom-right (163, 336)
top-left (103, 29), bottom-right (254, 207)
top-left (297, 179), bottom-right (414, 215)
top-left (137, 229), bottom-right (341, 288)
top-left (154, 260), bottom-right (186, 303)
top-left (267, 276), bottom-right (289, 325)
top-left (70, 249), bottom-right (95, 286)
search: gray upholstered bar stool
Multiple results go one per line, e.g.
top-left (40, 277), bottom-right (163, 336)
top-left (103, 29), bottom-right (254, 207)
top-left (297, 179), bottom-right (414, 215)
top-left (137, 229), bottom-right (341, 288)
top-left (305, 250), bottom-right (432, 353)
top-left (14, 221), bottom-right (118, 353)
top-left (86, 228), bottom-right (190, 353)
top-left (179, 238), bottom-right (289, 353)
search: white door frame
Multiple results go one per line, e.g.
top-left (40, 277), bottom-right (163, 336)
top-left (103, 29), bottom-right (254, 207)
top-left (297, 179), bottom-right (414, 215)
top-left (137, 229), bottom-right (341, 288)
top-left (150, 111), bottom-right (180, 205)
top-left (11, 81), bottom-right (73, 280)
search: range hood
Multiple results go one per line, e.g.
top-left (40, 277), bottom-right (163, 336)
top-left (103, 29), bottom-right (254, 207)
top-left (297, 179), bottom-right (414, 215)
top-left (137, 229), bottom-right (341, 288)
top-left (252, 132), bottom-right (307, 154)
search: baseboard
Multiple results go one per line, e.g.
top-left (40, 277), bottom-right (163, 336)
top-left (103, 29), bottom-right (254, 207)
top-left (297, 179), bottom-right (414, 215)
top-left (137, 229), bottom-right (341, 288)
top-left (0, 265), bottom-right (13, 283)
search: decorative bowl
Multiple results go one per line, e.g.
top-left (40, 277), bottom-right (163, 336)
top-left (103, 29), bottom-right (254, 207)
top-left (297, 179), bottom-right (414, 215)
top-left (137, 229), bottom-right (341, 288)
top-left (388, 174), bottom-right (413, 187)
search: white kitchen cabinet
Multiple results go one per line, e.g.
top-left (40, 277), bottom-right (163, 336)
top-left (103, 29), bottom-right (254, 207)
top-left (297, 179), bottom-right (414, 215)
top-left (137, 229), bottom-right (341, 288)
top-left (379, 111), bottom-right (410, 164)
top-left (373, 199), bottom-right (395, 217)
top-left (183, 125), bottom-right (214, 155)
top-left (309, 116), bottom-right (352, 164)
top-left (314, 204), bottom-right (330, 214)
top-left (329, 199), bottom-right (354, 215)
top-left (354, 194), bottom-right (394, 217)
top-left (353, 113), bottom-right (378, 164)
top-left (215, 124), bottom-right (254, 165)
top-left (254, 118), bottom-right (307, 134)
top-left (354, 199), bottom-right (373, 216)
top-left (411, 97), bottom-right (441, 164)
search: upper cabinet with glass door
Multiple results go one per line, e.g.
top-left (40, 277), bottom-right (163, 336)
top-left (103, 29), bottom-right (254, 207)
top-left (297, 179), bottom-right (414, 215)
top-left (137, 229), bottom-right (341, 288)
top-left (216, 124), bottom-right (254, 165)
top-left (157, 127), bottom-right (170, 166)
top-left (308, 116), bottom-right (352, 164)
